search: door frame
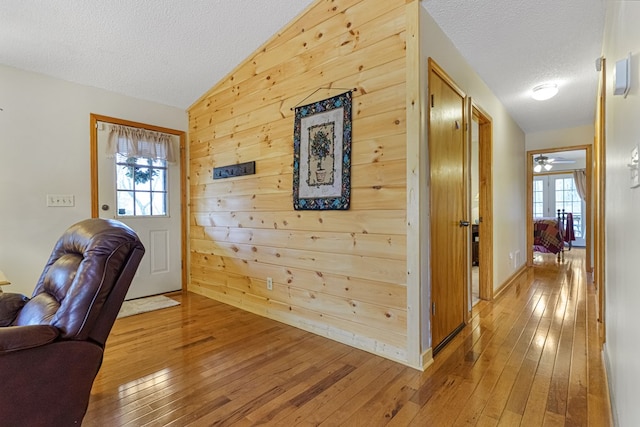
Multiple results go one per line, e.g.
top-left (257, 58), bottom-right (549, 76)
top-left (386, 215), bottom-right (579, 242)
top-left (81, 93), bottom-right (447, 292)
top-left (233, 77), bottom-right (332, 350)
top-left (526, 144), bottom-right (592, 268)
top-left (470, 102), bottom-right (494, 305)
top-left (89, 113), bottom-right (188, 291)
top-left (594, 58), bottom-right (606, 345)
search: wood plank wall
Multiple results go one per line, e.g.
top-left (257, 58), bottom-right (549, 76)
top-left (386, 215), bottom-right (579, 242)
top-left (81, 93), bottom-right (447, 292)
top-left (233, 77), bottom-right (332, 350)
top-left (187, 0), bottom-right (409, 362)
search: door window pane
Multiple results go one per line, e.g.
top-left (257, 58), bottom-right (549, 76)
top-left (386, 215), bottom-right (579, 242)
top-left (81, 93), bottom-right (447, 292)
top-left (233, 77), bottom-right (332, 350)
top-left (533, 178), bottom-right (544, 218)
top-left (533, 171), bottom-right (586, 246)
top-left (115, 154), bottom-right (168, 217)
top-left (116, 191), bottom-right (134, 216)
top-left (554, 177), bottom-right (583, 239)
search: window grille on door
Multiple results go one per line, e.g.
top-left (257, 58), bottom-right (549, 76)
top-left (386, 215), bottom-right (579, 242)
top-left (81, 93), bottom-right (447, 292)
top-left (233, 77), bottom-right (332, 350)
top-left (115, 154), bottom-right (168, 216)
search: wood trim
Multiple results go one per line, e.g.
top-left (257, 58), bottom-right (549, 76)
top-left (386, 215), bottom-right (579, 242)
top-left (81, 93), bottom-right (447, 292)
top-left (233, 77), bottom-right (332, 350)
top-left (595, 58), bottom-right (606, 345)
top-left (405, 0), bottom-right (422, 369)
top-left (178, 134), bottom-right (188, 292)
top-left (428, 58), bottom-right (467, 99)
top-left (90, 115), bottom-right (99, 219)
top-left (586, 147), bottom-right (593, 273)
top-left (534, 169), bottom-right (588, 177)
top-left (89, 113), bottom-right (188, 291)
top-left (421, 348), bottom-right (434, 371)
top-left (91, 114), bottom-right (186, 135)
top-left (493, 264), bottom-right (529, 300)
top-left (464, 96), bottom-right (472, 322)
top-left (472, 103), bottom-right (494, 301)
top-left (527, 152), bottom-right (534, 267)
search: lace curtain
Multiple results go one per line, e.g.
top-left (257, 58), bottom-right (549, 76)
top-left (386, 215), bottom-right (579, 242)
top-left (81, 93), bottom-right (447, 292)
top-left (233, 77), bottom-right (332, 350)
top-left (106, 124), bottom-right (176, 163)
top-left (573, 169), bottom-right (587, 201)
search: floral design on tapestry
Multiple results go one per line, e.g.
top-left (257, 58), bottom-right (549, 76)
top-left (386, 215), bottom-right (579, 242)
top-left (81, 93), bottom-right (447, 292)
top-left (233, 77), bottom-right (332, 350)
top-left (307, 123), bottom-right (335, 187)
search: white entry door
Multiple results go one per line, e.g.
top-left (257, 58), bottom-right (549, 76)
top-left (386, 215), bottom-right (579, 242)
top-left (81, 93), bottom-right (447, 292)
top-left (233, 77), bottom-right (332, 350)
top-left (97, 122), bottom-right (181, 300)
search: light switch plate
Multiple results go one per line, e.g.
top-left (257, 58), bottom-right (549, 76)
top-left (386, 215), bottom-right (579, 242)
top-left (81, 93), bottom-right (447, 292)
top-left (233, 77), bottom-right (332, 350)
top-left (630, 146), bottom-right (639, 188)
top-left (47, 194), bottom-right (75, 207)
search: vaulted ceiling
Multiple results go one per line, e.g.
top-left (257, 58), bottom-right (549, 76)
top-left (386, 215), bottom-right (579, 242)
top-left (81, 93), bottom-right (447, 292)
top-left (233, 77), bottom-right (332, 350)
top-left (0, 0), bottom-right (314, 109)
top-left (1, 0), bottom-right (606, 134)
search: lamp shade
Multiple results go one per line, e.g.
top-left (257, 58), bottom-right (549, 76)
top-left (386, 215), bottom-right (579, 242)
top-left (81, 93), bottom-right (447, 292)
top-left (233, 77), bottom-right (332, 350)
top-left (0, 270), bottom-right (10, 286)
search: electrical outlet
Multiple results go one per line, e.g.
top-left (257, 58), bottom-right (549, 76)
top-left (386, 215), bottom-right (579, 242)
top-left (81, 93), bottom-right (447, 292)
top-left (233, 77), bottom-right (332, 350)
top-left (46, 194), bottom-right (75, 207)
top-left (266, 277), bottom-right (273, 291)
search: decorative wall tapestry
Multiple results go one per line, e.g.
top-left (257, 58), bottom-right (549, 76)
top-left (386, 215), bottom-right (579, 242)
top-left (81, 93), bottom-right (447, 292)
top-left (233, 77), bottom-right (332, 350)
top-left (293, 91), bottom-right (352, 210)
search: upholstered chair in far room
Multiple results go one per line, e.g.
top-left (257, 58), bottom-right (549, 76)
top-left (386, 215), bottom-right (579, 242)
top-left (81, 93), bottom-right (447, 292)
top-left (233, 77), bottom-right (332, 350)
top-left (0, 218), bottom-right (144, 426)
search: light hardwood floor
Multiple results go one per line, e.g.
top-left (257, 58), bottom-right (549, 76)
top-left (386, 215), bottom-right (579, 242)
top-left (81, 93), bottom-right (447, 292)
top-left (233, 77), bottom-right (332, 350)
top-left (83, 248), bottom-right (612, 426)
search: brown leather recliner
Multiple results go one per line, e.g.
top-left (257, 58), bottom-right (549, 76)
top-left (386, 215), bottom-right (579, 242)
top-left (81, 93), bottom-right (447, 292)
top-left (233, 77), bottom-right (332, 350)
top-left (0, 218), bottom-right (145, 426)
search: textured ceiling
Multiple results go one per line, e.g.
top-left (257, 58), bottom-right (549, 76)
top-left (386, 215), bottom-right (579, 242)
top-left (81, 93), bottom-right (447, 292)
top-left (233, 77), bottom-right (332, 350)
top-left (0, 0), bottom-right (315, 109)
top-left (1, 1), bottom-right (606, 133)
top-left (423, 0), bottom-right (607, 133)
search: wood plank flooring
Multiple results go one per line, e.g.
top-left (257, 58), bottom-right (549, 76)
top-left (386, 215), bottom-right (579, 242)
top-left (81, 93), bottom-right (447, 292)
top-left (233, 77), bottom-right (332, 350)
top-left (83, 249), bottom-right (612, 426)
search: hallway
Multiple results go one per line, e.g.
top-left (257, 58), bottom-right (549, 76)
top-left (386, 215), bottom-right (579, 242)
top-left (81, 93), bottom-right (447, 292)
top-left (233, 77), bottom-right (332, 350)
top-left (432, 248), bottom-right (613, 425)
top-left (84, 249), bottom-right (612, 425)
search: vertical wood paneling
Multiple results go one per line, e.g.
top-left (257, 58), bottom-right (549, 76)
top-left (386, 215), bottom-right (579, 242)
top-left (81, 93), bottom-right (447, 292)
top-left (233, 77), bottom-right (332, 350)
top-left (187, 0), bottom-right (409, 363)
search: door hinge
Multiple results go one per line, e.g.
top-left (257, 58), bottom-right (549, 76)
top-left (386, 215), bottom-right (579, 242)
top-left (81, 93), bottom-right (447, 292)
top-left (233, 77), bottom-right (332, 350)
top-left (431, 94), bottom-right (434, 108)
top-left (432, 302), bottom-right (436, 316)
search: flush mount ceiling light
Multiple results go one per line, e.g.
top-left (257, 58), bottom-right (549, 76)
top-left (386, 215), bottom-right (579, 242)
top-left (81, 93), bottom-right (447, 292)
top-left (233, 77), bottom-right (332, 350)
top-left (531, 83), bottom-right (558, 101)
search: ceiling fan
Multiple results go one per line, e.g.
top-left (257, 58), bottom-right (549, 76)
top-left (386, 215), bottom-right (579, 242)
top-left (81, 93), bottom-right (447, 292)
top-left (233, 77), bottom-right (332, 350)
top-left (533, 155), bottom-right (575, 173)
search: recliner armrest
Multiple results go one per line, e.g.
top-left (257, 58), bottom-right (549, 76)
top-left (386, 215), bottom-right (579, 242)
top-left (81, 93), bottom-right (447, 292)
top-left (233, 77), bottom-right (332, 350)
top-left (0, 292), bottom-right (29, 326)
top-left (0, 325), bottom-right (59, 353)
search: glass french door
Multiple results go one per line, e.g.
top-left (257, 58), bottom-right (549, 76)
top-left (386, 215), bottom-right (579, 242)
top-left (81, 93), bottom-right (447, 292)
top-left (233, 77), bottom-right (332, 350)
top-left (533, 173), bottom-right (586, 247)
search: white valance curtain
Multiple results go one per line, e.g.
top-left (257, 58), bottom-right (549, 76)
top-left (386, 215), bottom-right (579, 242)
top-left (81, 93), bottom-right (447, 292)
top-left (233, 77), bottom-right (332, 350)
top-left (107, 124), bottom-right (176, 163)
top-left (573, 169), bottom-right (587, 202)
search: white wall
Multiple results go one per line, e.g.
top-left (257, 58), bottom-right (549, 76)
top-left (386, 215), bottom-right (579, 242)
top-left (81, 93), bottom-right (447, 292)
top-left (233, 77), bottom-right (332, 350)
top-left (526, 126), bottom-right (590, 171)
top-left (420, 8), bottom-right (527, 289)
top-left (526, 125), bottom-right (594, 152)
top-left (419, 8), bottom-right (527, 348)
top-left (601, 2), bottom-right (640, 425)
top-left (0, 65), bottom-right (187, 296)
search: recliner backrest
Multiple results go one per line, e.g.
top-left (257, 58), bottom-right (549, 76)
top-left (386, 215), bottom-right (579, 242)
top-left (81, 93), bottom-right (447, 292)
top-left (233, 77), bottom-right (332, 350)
top-left (12, 219), bottom-right (145, 342)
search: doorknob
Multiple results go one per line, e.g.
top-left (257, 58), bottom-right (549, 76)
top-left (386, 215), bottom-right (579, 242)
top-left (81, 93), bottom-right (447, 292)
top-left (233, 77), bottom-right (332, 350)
top-left (101, 204), bottom-right (110, 211)
top-left (459, 220), bottom-right (470, 227)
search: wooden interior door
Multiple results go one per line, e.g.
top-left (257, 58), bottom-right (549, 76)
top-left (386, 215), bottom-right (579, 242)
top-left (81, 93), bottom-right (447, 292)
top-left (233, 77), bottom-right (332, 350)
top-left (429, 60), bottom-right (467, 352)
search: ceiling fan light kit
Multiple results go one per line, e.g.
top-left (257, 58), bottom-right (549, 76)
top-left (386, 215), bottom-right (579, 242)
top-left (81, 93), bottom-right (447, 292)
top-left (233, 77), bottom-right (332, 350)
top-left (532, 83), bottom-right (559, 101)
top-left (533, 155), bottom-right (554, 173)
top-left (533, 154), bottom-right (577, 173)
